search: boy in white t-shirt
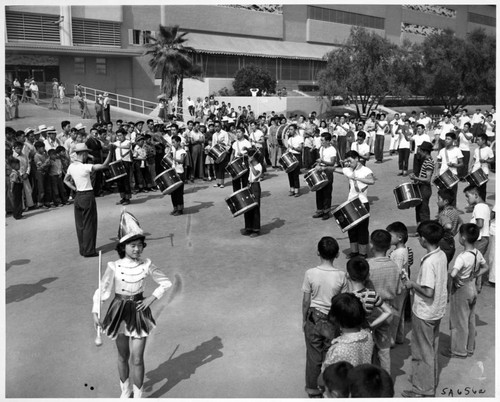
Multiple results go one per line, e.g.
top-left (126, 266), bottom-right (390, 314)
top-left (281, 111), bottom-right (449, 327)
top-left (464, 185), bottom-right (491, 292)
top-left (351, 131), bottom-right (370, 165)
top-left (437, 132), bottom-right (463, 207)
top-left (471, 134), bottom-right (494, 201)
top-left (312, 132), bottom-right (337, 220)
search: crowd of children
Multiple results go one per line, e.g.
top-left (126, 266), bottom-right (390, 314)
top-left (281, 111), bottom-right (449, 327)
top-left (303, 204), bottom-right (492, 397)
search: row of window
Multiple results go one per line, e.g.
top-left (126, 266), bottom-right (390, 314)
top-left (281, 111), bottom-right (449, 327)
top-left (402, 5), bottom-right (456, 18)
top-left (307, 6), bottom-right (385, 30)
top-left (192, 53), bottom-right (326, 81)
top-left (74, 57), bottom-right (107, 75)
top-left (468, 12), bottom-right (496, 27)
top-left (6, 11), bottom-right (121, 47)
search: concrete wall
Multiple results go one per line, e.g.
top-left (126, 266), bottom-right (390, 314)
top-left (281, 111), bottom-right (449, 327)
top-left (71, 6), bottom-right (123, 21)
top-left (161, 5), bottom-right (283, 39)
top-left (282, 5), bottom-right (308, 42)
top-left (306, 20), bottom-right (385, 45)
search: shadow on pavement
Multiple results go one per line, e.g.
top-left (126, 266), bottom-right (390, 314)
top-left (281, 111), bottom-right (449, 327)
top-left (186, 185), bottom-right (210, 194)
top-left (260, 217), bottom-right (286, 235)
top-left (143, 336), bottom-right (224, 397)
top-left (5, 259), bottom-right (31, 272)
top-left (184, 201), bottom-right (214, 214)
top-left (6, 277), bottom-right (58, 304)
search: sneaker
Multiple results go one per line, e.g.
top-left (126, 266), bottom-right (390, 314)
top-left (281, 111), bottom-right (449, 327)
top-left (312, 211), bottom-right (324, 218)
top-left (119, 198), bottom-right (126, 204)
top-left (294, 192), bottom-right (300, 197)
top-left (249, 232), bottom-right (259, 238)
top-left (240, 229), bottom-right (251, 236)
top-left (288, 191), bottom-right (295, 196)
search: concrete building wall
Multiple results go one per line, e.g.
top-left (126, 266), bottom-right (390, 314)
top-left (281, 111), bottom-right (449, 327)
top-left (306, 20), bottom-right (385, 45)
top-left (160, 5), bottom-right (283, 39)
top-left (71, 6), bottom-right (123, 22)
top-left (282, 5), bottom-right (308, 42)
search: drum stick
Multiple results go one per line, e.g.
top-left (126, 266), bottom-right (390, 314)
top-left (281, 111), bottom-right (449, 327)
top-left (95, 250), bottom-right (103, 347)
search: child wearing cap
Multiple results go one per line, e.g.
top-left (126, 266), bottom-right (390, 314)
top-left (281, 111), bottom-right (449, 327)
top-left (92, 210), bottom-right (173, 398)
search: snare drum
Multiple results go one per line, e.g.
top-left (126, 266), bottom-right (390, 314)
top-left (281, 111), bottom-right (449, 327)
top-left (208, 143), bottom-right (228, 164)
top-left (465, 169), bottom-right (488, 188)
top-left (279, 152), bottom-right (299, 173)
top-left (304, 169), bottom-right (329, 192)
top-left (161, 154), bottom-right (174, 170)
top-left (225, 187), bottom-right (258, 217)
top-left (154, 168), bottom-right (183, 195)
top-left (332, 197), bottom-right (370, 232)
top-left (104, 160), bottom-right (127, 182)
top-left (276, 124), bottom-right (291, 147)
top-left (393, 183), bottom-right (422, 209)
top-left (226, 156), bottom-right (248, 179)
top-left (433, 169), bottom-right (459, 189)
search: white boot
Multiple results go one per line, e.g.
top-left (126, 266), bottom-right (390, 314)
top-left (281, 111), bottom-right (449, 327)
top-left (133, 384), bottom-right (143, 398)
top-left (120, 379), bottom-right (132, 398)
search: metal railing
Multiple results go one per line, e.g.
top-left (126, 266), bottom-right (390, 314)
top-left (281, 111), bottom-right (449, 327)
top-left (74, 85), bottom-right (158, 116)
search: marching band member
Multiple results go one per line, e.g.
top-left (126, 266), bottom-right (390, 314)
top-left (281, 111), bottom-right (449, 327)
top-left (312, 132), bottom-right (336, 220)
top-left (230, 126), bottom-right (252, 192)
top-left (286, 124), bottom-right (303, 197)
top-left (212, 120), bottom-right (230, 188)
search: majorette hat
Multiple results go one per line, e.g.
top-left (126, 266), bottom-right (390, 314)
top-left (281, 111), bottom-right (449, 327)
top-left (118, 209), bottom-right (145, 244)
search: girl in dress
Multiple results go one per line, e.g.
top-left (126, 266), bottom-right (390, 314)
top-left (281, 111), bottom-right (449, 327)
top-left (92, 210), bottom-right (172, 398)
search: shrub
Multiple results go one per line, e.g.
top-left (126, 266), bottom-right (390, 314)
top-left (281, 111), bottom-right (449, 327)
top-left (233, 65), bottom-right (276, 96)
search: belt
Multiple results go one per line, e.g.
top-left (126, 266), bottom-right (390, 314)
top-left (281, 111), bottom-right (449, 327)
top-left (76, 190), bottom-right (94, 194)
top-left (115, 292), bottom-right (143, 301)
top-left (308, 307), bottom-right (329, 323)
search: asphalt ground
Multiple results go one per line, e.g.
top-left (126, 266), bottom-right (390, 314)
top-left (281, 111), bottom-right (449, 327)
top-left (3, 103), bottom-right (497, 398)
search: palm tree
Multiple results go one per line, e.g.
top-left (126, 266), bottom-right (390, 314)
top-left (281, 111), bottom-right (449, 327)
top-left (143, 25), bottom-right (203, 120)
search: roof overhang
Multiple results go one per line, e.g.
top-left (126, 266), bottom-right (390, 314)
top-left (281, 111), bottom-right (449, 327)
top-left (184, 32), bottom-right (335, 60)
top-left (5, 42), bottom-right (142, 57)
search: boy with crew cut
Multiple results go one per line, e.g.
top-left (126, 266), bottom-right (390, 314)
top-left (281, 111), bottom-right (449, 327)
top-left (463, 185), bottom-right (490, 292)
top-left (367, 230), bottom-right (399, 374)
top-left (322, 361), bottom-right (352, 398)
top-left (386, 221), bottom-right (410, 347)
top-left (436, 132), bottom-right (463, 207)
top-left (302, 237), bottom-right (348, 398)
top-left (443, 223), bottom-right (488, 359)
top-left (402, 221), bottom-right (448, 398)
top-left (348, 364), bottom-right (394, 397)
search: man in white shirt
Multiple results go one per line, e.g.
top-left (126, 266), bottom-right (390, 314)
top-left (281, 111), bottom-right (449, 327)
top-left (212, 120), bottom-right (230, 188)
top-left (412, 124), bottom-right (431, 176)
top-left (57, 120), bottom-right (71, 145)
top-left (416, 111), bottom-right (432, 131)
top-left (113, 130), bottom-right (133, 204)
top-left (63, 142), bottom-right (114, 257)
top-left (471, 109), bottom-right (485, 138)
top-left (389, 113), bottom-right (403, 155)
top-left (312, 132), bottom-right (337, 220)
top-left (286, 124), bottom-right (304, 197)
top-left (471, 133), bottom-right (494, 201)
top-left (374, 113), bottom-right (389, 163)
top-left (458, 108), bottom-right (471, 129)
top-left (44, 128), bottom-right (62, 151)
top-left (351, 131), bottom-right (370, 165)
top-left (437, 132), bottom-right (463, 206)
top-left (435, 114), bottom-right (456, 150)
top-left (186, 96), bottom-right (195, 116)
top-left (457, 122), bottom-right (474, 179)
top-left (363, 112), bottom-right (377, 155)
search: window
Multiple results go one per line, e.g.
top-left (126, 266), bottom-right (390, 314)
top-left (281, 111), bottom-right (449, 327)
top-left (96, 58), bottom-right (107, 75)
top-left (74, 57), bottom-right (85, 74)
top-left (129, 29), bottom-right (155, 45)
top-left (72, 18), bottom-right (121, 47)
top-left (6, 11), bottom-right (60, 43)
top-left (307, 6), bottom-right (385, 30)
top-left (468, 12), bottom-right (495, 27)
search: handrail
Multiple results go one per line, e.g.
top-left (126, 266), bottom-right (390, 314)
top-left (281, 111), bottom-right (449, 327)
top-left (74, 85), bottom-right (159, 116)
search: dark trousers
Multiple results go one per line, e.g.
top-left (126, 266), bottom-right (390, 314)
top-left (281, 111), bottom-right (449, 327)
top-left (348, 202), bottom-right (370, 245)
top-left (74, 190), bottom-right (98, 256)
top-left (190, 143), bottom-right (205, 179)
top-left (478, 182), bottom-right (487, 202)
top-left (303, 147), bottom-right (313, 169)
top-left (450, 183), bottom-right (458, 207)
top-left (12, 183), bottom-right (24, 219)
top-left (413, 152), bottom-right (422, 176)
top-left (458, 150), bottom-right (470, 179)
top-left (49, 175), bottom-right (67, 204)
top-left (171, 172), bottom-right (185, 209)
top-left (215, 155), bottom-right (228, 180)
top-left (315, 174), bottom-right (333, 212)
top-left (287, 154), bottom-right (301, 190)
top-left (117, 161), bottom-right (132, 198)
top-left (337, 136), bottom-right (347, 161)
top-left (375, 135), bottom-right (385, 162)
top-left (304, 308), bottom-right (337, 394)
top-left (415, 183), bottom-right (432, 224)
top-left (232, 170), bottom-right (249, 192)
top-left (133, 160), bottom-right (146, 189)
top-left (398, 148), bottom-right (410, 171)
top-left (35, 171), bottom-right (52, 205)
top-left (244, 182), bottom-right (261, 232)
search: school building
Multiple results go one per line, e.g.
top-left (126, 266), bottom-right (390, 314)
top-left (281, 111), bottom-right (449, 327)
top-left (4, 4), bottom-right (496, 102)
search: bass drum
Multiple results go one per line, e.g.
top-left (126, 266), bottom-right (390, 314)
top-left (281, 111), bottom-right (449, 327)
top-left (276, 124), bottom-right (291, 147)
top-left (225, 187), bottom-right (258, 217)
top-left (332, 196), bottom-right (370, 233)
top-left (154, 168), bottom-right (183, 195)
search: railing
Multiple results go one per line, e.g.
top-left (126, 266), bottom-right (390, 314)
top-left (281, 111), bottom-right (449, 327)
top-left (74, 85), bottom-right (158, 116)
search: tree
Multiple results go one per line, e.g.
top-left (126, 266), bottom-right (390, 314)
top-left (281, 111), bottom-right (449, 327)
top-left (233, 65), bottom-right (276, 96)
top-left (418, 28), bottom-right (495, 113)
top-left (317, 27), bottom-right (420, 118)
top-left (143, 25), bottom-right (203, 120)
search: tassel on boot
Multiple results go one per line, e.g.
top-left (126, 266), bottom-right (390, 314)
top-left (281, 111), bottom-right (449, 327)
top-left (120, 379), bottom-right (132, 398)
top-left (133, 384), bottom-right (143, 398)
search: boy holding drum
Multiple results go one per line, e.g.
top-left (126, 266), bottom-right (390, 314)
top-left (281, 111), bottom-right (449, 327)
top-left (436, 132), bottom-right (463, 207)
top-left (312, 132), bottom-right (336, 220)
top-left (170, 135), bottom-right (186, 216)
